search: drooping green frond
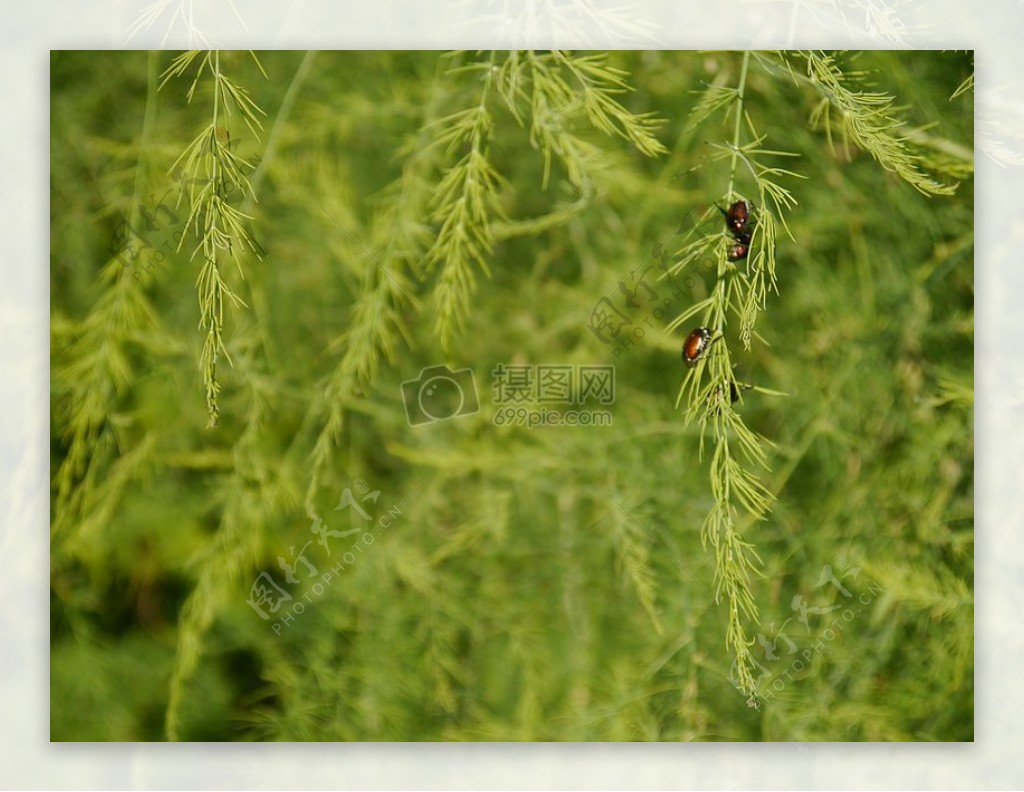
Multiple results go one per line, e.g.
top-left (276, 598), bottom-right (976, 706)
top-left (687, 84), bottom-right (740, 132)
top-left (426, 137), bottom-right (507, 350)
top-left (52, 53), bottom-right (163, 539)
top-left (161, 50), bottom-right (266, 425)
top-left (551, 51), bottom-right (667, 158)
top-left (610, 506), bottom-right (665, 636)
top-left (164, 357), bottom-right (285, 740)
top-left (673, 51), bottom-right (800, 706)
top-left (420, 50), bottom-right (668, 352)
top-left (800, 51), bottom-right (958, 196)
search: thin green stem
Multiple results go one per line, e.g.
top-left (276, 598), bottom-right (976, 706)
top-left (249, 50), bottom-right (316, 202)
top-left (726, 51), bottom-right (750, 203)
top-left (212, 51), bottom-right (221, 127)
top-left (124, 51), bottom-right (161, 255)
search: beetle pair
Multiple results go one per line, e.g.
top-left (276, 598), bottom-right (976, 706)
top-left (718, 199), bottom-right (754, 261)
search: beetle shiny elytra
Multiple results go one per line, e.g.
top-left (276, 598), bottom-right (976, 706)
top-left (682, 327), bottom-right (712, 367)
top-left (719, 200), bottom-right (753, 245)
top-left (723, 200), bottom-right (750, 233)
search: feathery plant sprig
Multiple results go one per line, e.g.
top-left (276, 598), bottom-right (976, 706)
top-left (425, 50), bottom-right (667, 352)
top-left (300, 68), bottom-right (450, 520)
top-left (161, 50), bottom-right (267, 426)
top-left (668, 52), bottom-right (798, 706)
top-left (303, 224), bottom-right (423, 518)
top-left (550, 50), bottom-right (666, 158)
top-left (164, 345), bottom-right (286, 740)
top-left (52, 52), bottom-right (163, 538)
top-left (766, 51), bottom-right (959, 197)
top-left (425, 52), bottom-right (507, 352)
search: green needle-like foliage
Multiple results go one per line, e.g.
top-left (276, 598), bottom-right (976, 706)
top-left (51, 50), bottom-right (974, 742)
top-left (783, 51), bottom-right (960, 196)
top-left (162, 50), bottom-right (267, 426)
top-left (423, 51), bottom-right (667, 351)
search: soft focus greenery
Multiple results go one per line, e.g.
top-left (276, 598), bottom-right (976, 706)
top-left (51, 50), bottom-right (973, 741)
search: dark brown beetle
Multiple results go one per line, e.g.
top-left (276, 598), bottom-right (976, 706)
top-left (718, 200), bottom-right (754, 245)
top-left (727, 242), bottom-right (748, 261)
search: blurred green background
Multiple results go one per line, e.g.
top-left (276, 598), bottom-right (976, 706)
top-left (50, 50), bottom-right (973, 741)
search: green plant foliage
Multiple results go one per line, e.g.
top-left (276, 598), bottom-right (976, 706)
top-left (51, 50), bottom-right (973, 741)
top-left (161, 50), bottom-right (268, 426)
